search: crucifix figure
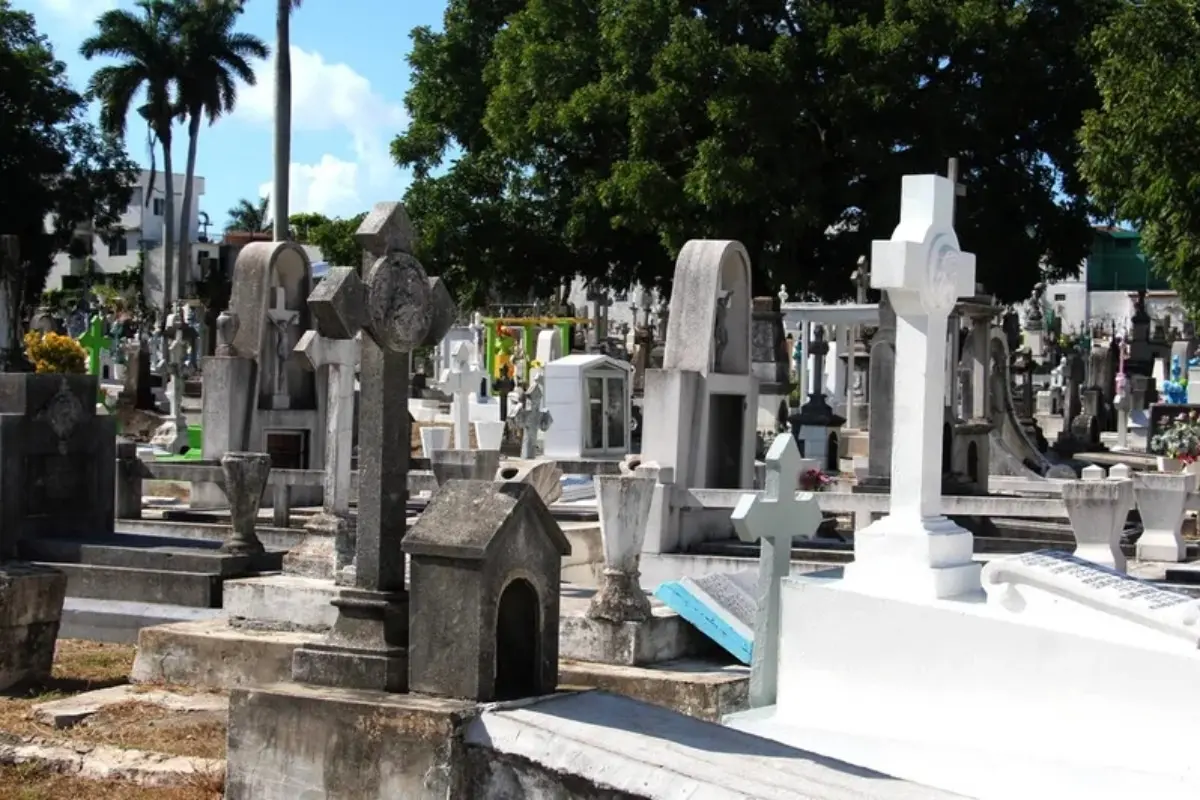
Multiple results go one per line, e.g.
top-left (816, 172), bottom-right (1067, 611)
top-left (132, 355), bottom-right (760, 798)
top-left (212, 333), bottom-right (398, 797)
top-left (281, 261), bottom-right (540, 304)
top-left (713, 288), bottom-right (732, 372)
top-left (267, 286), bottom-right (299, 408)
top-left (441, 340), bottom-right (484, 449)
top-left (512, 371), bottom-right (552, 459)
top-left (731, 433), bottom-right (823, 708)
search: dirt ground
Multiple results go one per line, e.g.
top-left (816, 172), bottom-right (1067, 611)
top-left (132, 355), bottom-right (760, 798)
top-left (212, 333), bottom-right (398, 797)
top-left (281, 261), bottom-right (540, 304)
top-left (0, 641), bottom-right (225, 800)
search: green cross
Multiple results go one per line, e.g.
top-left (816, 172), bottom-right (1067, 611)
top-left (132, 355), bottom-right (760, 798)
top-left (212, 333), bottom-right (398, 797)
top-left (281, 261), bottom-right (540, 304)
top-left (78, 315), bottom-right (112, 377)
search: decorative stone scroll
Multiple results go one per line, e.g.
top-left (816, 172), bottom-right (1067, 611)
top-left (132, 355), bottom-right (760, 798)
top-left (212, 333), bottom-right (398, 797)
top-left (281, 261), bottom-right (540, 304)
top-left (982, 550), bottom-right (1200, 647)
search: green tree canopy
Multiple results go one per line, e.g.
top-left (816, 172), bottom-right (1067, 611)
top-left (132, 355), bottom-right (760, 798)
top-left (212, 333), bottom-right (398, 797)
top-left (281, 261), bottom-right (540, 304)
top-left (394, 0), bottom-right (1114, 305)
top-left (303, 213), bottom-right (367, 268)
top-left (226, 195), bottom-right (271, 232)
top-left (1079, 0), bottom-right (1200, 310)
top-left (0, 1), bottom-right (136, 338)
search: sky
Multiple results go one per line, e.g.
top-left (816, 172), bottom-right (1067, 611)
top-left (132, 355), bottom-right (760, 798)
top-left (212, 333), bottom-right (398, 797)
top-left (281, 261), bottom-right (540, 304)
top-left (17, 0), bottom-right (448, 231)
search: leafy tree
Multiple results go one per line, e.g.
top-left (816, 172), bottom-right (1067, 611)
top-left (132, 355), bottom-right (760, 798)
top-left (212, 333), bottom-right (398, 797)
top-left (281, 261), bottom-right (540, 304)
top-left (226, 195), bottom-right (271, 232)
top-left (1079, 0), bottom-right (1200, 310)
top-left (306, 212), bottom-right (367, 268)
top-left (172, 0), bottom-right (268, 287)
top-left (81, 0), bottom-right (180, 320)
top-left (288, 212), bottom-right (325, 242)
top-left (0, 1), bottom-right (137, 353)
top-left (395, 0), bottom-right (1114, 303)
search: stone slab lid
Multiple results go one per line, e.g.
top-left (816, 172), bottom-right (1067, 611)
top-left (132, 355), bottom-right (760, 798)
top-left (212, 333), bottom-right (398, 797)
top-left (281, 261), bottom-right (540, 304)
top-left (403, 480), bottom-right (571, 561)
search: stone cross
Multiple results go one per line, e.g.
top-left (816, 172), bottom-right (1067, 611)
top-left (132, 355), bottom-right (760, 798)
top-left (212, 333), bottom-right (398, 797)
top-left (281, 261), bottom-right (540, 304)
top-left (512, 371), bottom-right (552, 459)
top-left (852, 257), bottom-right (870, 305)
top-left (807, 325), bottom-right (829, 402)
top-left (79, 316), bottom-right (112, 378)
top-left (946, 157), bottom-right (967, 222)
top-left (267, 286), bottom-right (299, 406)
top-left (441, 340), bottom-right (483, 449)
top-left (731, 433), bottom-right (823, 708)
top-left (291, 201), bottom-right (456, 693)
top-left (295, 268), bottom-right (362, 574)
top-left (845, 174), bottom-right (980, 601)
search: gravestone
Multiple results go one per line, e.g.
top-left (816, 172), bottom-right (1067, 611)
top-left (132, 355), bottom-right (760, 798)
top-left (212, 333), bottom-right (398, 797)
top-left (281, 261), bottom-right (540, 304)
top-left (655, 570), bottom-right (757, 663)
top-left (844, 174), bottom-right (981, 600)
top-left (859, 288), bottom-right (895, 494)
top-left (78, 316), bottom-right (112, 378)
top-left (291, 201), bottom-right (456, 692)
top-left (731, 433), bottom-right (823, 707)
top-left (642, 240), bottom-right (758, 490)
top-left (511, 371), bottom-right (551, 459)
top-left (441, 340), bottom-right (483, 449)
top-left (403, 480), bottom-right (571, 702)
top-left (149, 312), bottom-right (190, 453)
top-left (287, 267), bottom-right (364, 580)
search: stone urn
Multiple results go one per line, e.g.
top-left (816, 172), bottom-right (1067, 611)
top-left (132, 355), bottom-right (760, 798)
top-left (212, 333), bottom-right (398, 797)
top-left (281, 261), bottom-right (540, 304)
top-left (220, 451), bottom-right (272, 555)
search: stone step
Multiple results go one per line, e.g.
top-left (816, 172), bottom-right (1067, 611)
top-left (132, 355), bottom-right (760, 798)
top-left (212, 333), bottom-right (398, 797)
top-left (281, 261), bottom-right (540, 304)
top-left (59, 597), bottom-right (224, 644)
top-left (20, 534), bottom-right (283, 576)
top-left (38, 562), bottom-right (223, 608)
top-left (222, 574), bottom-right (339, 631)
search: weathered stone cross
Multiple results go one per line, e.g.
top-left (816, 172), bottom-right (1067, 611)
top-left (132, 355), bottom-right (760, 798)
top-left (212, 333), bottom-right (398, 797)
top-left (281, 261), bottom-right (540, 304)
top-left (512, 371), bottom-right (552, 459)
top-left (946, 157), bottom-right (967, 223)
top-left (295, 269), bottom-right (363, 576)
top-left (731, 433), bottom-right (823, 709)
top-left (79, 316), bottom-right (112, 378)
top-left (441, 340), bottom-right (483, 449)
top-left (291, 201), bottom-right (455, 693)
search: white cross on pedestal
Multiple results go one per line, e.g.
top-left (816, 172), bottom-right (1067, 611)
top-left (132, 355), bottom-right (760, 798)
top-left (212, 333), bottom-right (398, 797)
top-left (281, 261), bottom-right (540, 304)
top-left (731, 433), bottom-right (823, 709)
top-left (512, 372), bottom-right (552, 459)
top-left (441, 341), bottom-right (484, 448)
top-left (296, 329), bottom-right (360, 516)
top-left (844, 174), bottom-right (981, 601)
top-left (267, 286), bottom-right (299, 407)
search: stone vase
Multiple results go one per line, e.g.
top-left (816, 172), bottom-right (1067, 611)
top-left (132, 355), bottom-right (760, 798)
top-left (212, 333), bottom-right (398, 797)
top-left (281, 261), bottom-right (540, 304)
top-left (220, 451), bottom-right (271, 555)
top-left (0, 563), bottom-right (68, 692)
top-left (419, 426), bottom-right (451, 458)
top-left (474, 420), bottom-right (505, 450)
top-left (588, 475), bottom-right (657, 623)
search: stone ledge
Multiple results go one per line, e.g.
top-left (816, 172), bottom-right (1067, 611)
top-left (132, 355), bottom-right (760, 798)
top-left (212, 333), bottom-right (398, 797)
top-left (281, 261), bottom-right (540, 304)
top-left (558, 657), bottom-right (748, 722)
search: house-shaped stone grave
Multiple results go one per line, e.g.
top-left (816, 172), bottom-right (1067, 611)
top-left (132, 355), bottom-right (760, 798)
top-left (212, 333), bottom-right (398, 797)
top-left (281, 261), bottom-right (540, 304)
top-left (543, 353), bottom-right (633, 460)
top-left (402, 480), bottom-right (571, 702)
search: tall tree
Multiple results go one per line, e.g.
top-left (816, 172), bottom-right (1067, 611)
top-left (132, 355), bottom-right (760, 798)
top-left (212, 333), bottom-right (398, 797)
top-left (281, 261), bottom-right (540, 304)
top-left (81, 0), bottom-right (180, 325)
top-left (172, 0), bottom-right (268, 292)
top-left (395, 0), bottom-right (1115, 304)
top-left (273, 0), bottom-right (301, 241)
top-left (0, 0), bottom-right (137, 353)
top-left (1079, 0), bottom-right (1200, 309)
top-left (226, 195), bottom-right (270, 232)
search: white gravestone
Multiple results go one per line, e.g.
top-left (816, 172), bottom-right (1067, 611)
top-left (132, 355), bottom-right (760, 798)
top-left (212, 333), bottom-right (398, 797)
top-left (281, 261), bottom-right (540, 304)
top-left (150, 320), bottom-right (189, 453)
top-left (441, 341), bottom-right (484, 449)
top-left (982, 550), bottom-right (1200, 647)
top-left (295, 331), bottom-right (359, 518)
top-left (731, 434), bottom-right (823, 708)
top-left (512, 372), bottom-right (552, 459)
top-left (267, 286), bottom-right (299, 408)
top-left (843, 174), bottom-right (980, 601)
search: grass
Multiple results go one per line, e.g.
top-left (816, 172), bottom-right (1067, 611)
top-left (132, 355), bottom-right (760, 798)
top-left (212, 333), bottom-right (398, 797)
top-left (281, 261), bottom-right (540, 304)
top-left (0, 641), bottom-right (226, 799)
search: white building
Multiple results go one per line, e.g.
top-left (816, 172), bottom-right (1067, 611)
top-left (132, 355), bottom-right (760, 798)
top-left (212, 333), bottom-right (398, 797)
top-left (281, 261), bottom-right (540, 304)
top-left (46, 169), bottom-right (216, 295)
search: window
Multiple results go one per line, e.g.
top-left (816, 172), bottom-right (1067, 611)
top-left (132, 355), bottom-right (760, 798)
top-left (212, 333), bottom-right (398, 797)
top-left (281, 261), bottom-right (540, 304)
top-left (107, 236), bottom-right (128, 257)
top-left (152, 198), bottom-right (165, 216)
top-left (1053, 293), bottom-right (1066, 302)
top-left (585, 371), bottom-right (627, 452)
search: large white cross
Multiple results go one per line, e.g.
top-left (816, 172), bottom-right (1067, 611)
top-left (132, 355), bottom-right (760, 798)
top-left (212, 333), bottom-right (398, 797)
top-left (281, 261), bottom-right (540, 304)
top-left (267, 286), bottom-right (299, 405)
top-left (731, 433), bottom-right (823, 709)
top-left (441, 341), bottom-right (484, 449)
top-left (845, 174), bottom-right (982, 601)
top-left (296, 329), bottom-right (360, 516)
top-left (512, 372), bottom-right (552, 459)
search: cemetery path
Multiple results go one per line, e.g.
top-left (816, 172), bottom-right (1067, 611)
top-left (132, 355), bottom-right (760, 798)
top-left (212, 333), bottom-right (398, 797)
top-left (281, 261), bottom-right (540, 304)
top-left (0, 640), bottom-right (224, 799)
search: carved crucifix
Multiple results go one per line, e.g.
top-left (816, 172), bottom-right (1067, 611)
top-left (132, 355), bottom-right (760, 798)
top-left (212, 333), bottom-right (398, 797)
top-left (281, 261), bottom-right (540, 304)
top-left (713, 288), bottom-right (732, 372)
top-left (266, 286), bottom-right (299, 406)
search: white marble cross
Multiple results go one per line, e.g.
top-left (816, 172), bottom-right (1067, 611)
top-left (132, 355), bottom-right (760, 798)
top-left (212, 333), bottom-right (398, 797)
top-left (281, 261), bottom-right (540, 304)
top-left (441, 341), bottom-right (483, 449)
top-left (296, 329), bottom-right (360, 516)
top-left (267, 286), bottom-right (299, 406)
top-left (512, 372), bottom-right (552, 459)
top-left (846, 174), bottom-right (980, 601)
top-left (731, 433), bottom-right (823, 709)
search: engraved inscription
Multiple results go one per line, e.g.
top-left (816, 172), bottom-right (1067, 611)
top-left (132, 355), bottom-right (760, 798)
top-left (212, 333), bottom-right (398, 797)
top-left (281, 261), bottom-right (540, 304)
top-left (1011, 550), bottom-right (1193, 613)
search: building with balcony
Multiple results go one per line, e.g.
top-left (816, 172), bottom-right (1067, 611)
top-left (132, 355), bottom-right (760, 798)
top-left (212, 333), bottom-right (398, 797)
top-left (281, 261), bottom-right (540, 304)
top-left (46, 169), bottom-right (217, 296)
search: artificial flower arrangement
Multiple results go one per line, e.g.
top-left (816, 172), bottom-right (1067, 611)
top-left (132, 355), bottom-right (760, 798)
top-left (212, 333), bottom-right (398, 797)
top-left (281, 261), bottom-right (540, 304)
top-left (1150, 410), bottom-right (1200, 464)
top-left (799, 468), bottom-right (832, 492)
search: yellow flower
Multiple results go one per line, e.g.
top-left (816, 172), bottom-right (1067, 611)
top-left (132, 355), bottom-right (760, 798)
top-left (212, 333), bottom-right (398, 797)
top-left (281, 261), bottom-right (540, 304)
top-left (24, 331), bottom-right (86, 374)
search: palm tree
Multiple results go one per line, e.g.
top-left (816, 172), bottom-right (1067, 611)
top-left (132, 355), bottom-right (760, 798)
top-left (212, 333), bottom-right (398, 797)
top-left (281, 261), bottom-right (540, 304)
top-left (81, 0), bottom-right (181, 326)
top-left (226, 196), bottom-right (271, 233)
top-left (274, 0), bottom-right (302, 241)
top-left (172, 1), bottom-right (268, 289)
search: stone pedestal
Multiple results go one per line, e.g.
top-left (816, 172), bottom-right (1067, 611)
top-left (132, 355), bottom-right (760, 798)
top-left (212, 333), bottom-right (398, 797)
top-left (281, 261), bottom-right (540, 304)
top-left (0, 563), bottom-right (68, 691)
top-left (291, 587), bottom-right (410, 692)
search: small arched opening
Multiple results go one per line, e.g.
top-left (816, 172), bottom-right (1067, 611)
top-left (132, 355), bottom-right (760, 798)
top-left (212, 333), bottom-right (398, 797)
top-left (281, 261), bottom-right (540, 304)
top-left (494, 578), bottom-right (541, 701)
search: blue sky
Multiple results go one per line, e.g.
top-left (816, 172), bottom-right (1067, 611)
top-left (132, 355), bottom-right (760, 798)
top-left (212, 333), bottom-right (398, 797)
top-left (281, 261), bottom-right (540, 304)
top-left (16, 0), bottom-right (448, 230)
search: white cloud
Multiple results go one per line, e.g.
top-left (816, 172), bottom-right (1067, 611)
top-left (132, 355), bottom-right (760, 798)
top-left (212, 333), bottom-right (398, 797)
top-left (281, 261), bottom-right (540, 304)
top-left (236, 46), bottom-right (408, 218)
top-left (37, 0), bottom-right (117, 29)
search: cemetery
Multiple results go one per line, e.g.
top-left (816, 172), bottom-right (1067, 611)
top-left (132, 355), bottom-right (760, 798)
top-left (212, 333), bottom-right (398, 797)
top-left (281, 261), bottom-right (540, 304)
top-left (5, 178), bottom-right (1200, 799)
